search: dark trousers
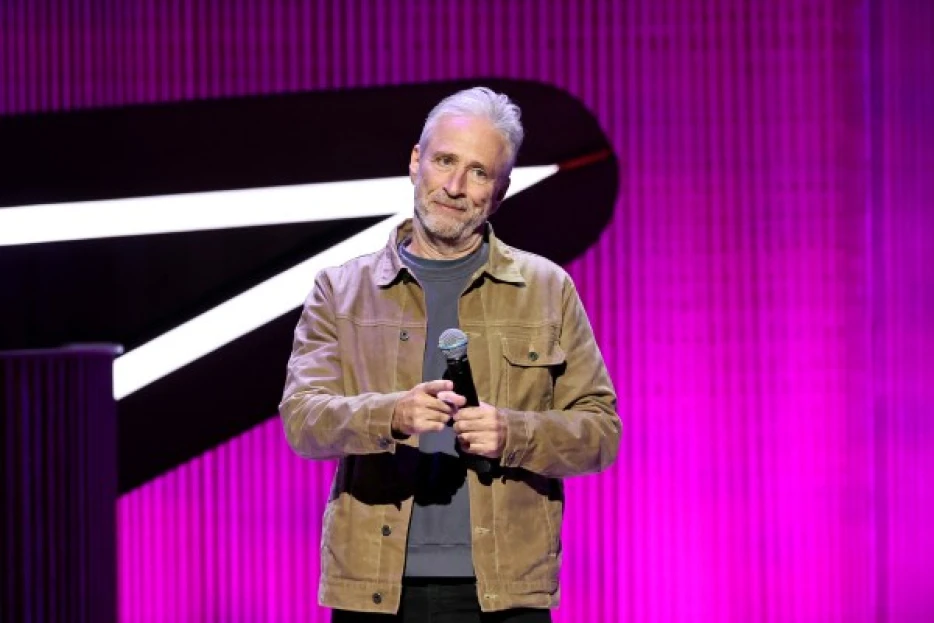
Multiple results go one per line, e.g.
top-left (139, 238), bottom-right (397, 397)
top-left (332, 579), bottom-right (552, 623)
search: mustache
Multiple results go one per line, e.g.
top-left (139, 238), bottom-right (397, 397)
top-left (429, 194), bottom-right (470, 210)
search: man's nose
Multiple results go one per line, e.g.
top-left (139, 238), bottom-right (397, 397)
top-left (443, 168), bottom-right (467, 196)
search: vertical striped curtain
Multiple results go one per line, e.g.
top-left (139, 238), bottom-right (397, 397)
top-left (868, 0), bottom-right (934, 619)
top-left (2, 1), bottom-right (932, 621)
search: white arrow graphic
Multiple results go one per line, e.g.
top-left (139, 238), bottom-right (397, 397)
top-left (0, 166), bottom-right (557, 398)
top-left (0, 166), bottom-right (556, 398)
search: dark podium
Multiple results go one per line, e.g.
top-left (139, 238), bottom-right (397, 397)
top-left (1, 345), bottom-right (121, 623)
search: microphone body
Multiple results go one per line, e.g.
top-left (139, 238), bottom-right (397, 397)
top-left (444, 355), bottom-right (480, 408)
top-left (439, 329), bottom-right (493, 475)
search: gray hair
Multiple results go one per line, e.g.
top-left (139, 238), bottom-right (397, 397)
top-left (418, 86), bottom-right (525, 172)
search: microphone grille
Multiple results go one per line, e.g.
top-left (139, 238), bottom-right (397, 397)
top-left (438, 328), bottom-right (469, 360)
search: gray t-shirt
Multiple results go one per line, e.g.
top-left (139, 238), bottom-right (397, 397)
top-left (398, 239), bottom-right (489, 577)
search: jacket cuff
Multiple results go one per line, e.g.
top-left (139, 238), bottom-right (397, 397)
top-left (369, 391), bottom-right (407, 453)
top-left (498, 407), bottom-right (532, 468)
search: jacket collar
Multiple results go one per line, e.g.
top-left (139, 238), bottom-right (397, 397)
top-left (375, 218), bottom-right (525, 287)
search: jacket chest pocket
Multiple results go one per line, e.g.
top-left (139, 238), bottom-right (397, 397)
top-left (498, 333), bottom-right (566, 411)
top-left (337, 320), bottom-right (424, 395)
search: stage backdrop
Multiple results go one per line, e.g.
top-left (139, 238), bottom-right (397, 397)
top-left (2, 0), bottom-right (932, 621)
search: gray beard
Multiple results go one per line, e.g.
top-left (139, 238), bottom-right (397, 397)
top-left (414, 200), bottom-right (482, 244)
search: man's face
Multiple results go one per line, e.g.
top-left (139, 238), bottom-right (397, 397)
top-left (409, 114), bottom-right (512, 245)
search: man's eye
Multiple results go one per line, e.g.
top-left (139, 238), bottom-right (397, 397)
top-left (472, 168), bottom-right (489, 180)
top-left (436, 156), bottom-right (454, 166)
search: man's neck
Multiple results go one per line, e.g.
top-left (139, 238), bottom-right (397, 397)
top-left (407, 227), bottom-right (484, 260)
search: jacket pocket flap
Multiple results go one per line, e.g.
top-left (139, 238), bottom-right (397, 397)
top-left (501, 336), bottom-right (566, 367)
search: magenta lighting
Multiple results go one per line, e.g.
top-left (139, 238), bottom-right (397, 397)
top-left (3, 1), bottom-right (932, 622)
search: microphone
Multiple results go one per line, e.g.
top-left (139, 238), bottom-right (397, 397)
top-left (438, 328), bottom-right (492, 475)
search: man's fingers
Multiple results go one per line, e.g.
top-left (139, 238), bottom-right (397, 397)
top-left (458, 432), bottom-right (480, 445)
top-left (436, 390), bottom-right (467, 407)
top-left (417, 420), bottom-right (447, 433)
top-left (457, 434), bottom-right (494, 455)
top-left (418, 394), bottom-right (457, 415)
top-left (416, 405), bottom-right (452, 423)
top-left (419, 379), bottom-right (454, 396)
top-left (407, 410), bottom-right (448, 434)
top-left (452, 406), bottom-right (487, 420)
top-left (453, 419), bottom-right (492, 433)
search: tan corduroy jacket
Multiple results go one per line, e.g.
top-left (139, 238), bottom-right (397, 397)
top-left (280, 220), bottom-right (620, 614)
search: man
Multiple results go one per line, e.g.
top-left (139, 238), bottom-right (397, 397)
top-left (280, 86), bottom-right (620, 622)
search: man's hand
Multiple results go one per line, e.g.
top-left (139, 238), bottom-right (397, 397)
top-left (453, 402), bottom-right (506, 459)
top-left (391, 380), bottom-right (466, 437)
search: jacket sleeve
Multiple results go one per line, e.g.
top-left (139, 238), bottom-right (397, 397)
top-left (498, 279), bottom-right (621, 477)
top-left (278, 272), bottom-right (405, 460)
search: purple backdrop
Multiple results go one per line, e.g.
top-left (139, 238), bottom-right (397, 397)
top-left (3, 0), bottom-right (932, 621)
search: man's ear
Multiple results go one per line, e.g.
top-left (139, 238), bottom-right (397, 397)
top-left (409, 145), bottom-right (420, 183)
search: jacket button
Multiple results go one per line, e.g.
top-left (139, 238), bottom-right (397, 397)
top-left (381, 525), bottom-right (392, 536)
top-left (378, 437), bottom-right (390, 449)
top-left (372, 592), bottom-right (382, 604)
top-left (528, 351), bottom-right (539, 361)
top-left (399, 330), bottom-right (409, 341)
